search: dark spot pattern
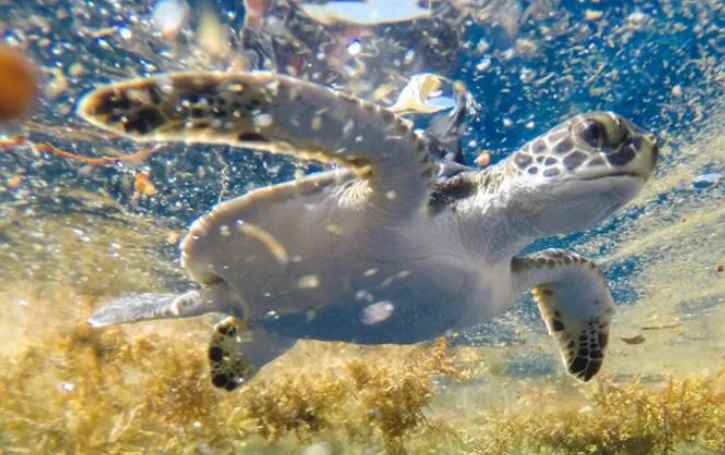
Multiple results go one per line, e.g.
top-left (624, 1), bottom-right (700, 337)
top-left (429, 173), bottom-right (476, 214)
top-left (147, 84), bottom-right (162, 105)
top-left (543, 168), bottom-right (561, 177)
top-left (244, 98), bottom-right (262, 110)
top-left (192, 121), bottom-right (212, 130)
top-left (532, 140), bottom-right (547, 154)
top-left (514, 153), bottom-right (532, 169)
top-left (570, 356), bottom-right (588, 374)
top-left (175, 77), bottom-right (219, 98)
top-left (346, 157), bottom-right (369, 169)
top-left (563, 151), bottom-right (587, 170)
top-left (91, 93), bottom-right (117, 115)
top-left (209, 317), bottom-right (250, 392)
top-left (569, 356), bottom-right (602, 381)
top-left (115, 93), bottom-right (132, 111)
top-left (212, 373), bottom-right (229, 388)
top-left (124, 107), bottom-right (164, 135)
top-left (598, 332), bottom-right (609, 349)
top-left (552, 319), bottom-right (565, 331)
top-left (216, 324), bottom-right (235, 336)
top-left (208, 346), bottom-right (224, 362)
top-left (527, 166), bottom-right (539, 175)
top-left (238, 132), bottom-right (269, 143)
top-left (554, 138), bottom-right (573, 154)
top-left (607, 144), bottom-right (635, 166)
top-left (562, 320), bottom-right (608, 381)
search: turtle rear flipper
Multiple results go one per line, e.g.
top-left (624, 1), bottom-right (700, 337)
top-left (208, 317), bottom-right (295, 390)
top-left (88, 283), bottom-right (241, 327)
top-left (512, 249), bottom-right (615, 381)
top-left (78, 71), bottom-right (436, 217)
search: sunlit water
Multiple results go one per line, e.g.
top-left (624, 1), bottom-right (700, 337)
top-left (0, 1), bottom-right (723, 454)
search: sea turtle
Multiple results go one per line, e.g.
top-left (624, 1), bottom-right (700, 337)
top-left (79, 71), bottom-right (658, 390)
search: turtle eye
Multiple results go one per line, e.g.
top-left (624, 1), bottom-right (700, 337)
top-left (578, 120), bottom-right (606, 148)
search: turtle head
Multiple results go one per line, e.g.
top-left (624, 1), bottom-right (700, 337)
top-left (505, 112), bottom-right (658, 237)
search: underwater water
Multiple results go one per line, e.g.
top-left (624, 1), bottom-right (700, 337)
top-left (0, 0), bottom-right (724, 454)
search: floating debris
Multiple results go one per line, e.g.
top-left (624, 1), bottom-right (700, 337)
top-left (692, 172), bottom-right (722, 189)
top-left (297, 274), bottom-right (321, 290)
top-left (30, 142), bottom-right (163, 167)
top-left (45, 67), bottom-right (68, 98)
top-left (6, 174), bottom-right (22, 190)
top-left (166, 231), bottom-right (181, 245)
top-left (133, 171), bottom-right (157, 199)
top-left (0, 135), bottom-right (26, 150)
top-left (620, 334), bottom-right (646, 345)
top-left (474, 151), bottom-right (491, 167)
top-left (475, 57), bottom-right (492, 72)
top-left (585, 9), bottom-right (604, 21)
top-left (197, 6), bottom-right (231, 59)
top-left (151, 0), bottom-right (190, 39)
top-left (641, 322), bottom-right (682, 331)
top-left (626, 11), bottom-right (649, 29)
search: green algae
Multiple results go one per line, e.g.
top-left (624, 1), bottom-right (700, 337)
top-left (0, 305), bottom-right (723, 454)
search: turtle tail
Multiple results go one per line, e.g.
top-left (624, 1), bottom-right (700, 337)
top-left (88, 290), bottom-right (215, 327)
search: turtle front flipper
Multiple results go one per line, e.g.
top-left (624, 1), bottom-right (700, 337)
top-left (512, 249), bottom-right (615, 381)
top-left (208, 317), bottom-right (295, 391)
top-left (88, 282), bottom-right (242, 327)
top-left (78, 72), bottom-right (436, 217)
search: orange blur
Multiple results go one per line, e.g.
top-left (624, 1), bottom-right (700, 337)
top-left (0, 46), bottom-right (38, 121)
